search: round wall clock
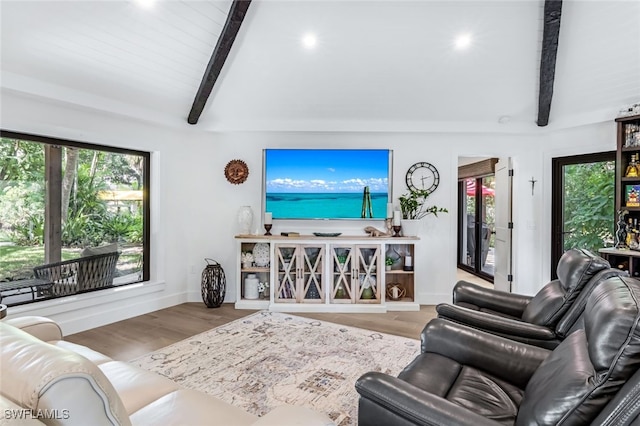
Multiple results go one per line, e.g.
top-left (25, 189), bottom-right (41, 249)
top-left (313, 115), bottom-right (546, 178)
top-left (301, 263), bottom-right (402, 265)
top-left (224, 159), bottom-right (249, 185)
top-left (406, 162), bottom-right (440, 194)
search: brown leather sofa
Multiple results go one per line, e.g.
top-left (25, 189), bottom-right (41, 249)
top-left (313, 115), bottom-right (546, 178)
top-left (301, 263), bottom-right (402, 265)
top-left (0, 316), bottom-right (335, 426)
top-left (355, 274), bottom-right (640, 425)
top-left (436, 248), bottom-right (624, 348)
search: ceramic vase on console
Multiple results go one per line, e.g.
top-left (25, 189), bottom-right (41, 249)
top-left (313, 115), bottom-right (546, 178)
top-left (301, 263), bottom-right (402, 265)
top-left (238, 206), bottom-right (254, 235)
top-left (244, 274), bottom-right (260, 299)
top-left (253, 243), bottom-right (270, 267)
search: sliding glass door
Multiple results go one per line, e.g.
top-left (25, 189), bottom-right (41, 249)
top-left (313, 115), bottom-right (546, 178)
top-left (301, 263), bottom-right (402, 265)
top-left (458, 176), bottom-right (495, 281)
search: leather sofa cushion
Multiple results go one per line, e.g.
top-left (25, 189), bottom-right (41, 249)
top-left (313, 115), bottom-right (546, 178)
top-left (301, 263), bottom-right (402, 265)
top-left (586, 277), bottom-right (640, 372)
top-left (520, 280), bottom-right (566, 326)
top-left (522, 249), bottom-right (609, 327)
top-left (53, 341), bottom-right (113, 365)
top-left (447, 366), bottom-right (523, 424)
top-left (130, 389), bottom-right (257, 426)
top-left (398, 353), bottom-right (462, 397)
top-left (556, 249), bottom-right (609, 293)
top-left (99, 361), bottom-right (180, 414)
top-left (398, 353), bottom-right (524, 425)
top-left (517, 330), bottom-right (605, 425)
top-left (517, 276), bottom-right (640, 425)
top-left (456, 302), bottom-right (521, 320)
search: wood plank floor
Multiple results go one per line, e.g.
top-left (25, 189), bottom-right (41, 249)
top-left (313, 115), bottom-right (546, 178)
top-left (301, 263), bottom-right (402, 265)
top-left (66, 303), bottom-right (437, 361)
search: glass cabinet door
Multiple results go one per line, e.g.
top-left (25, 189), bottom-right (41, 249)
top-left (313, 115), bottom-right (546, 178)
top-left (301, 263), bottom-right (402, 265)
top-left (330, 245), bottom-right (355, 303)
top-left (300, 245), bottom-right (325, 302)
top-left (274, 244), bottom-right (299, 302)
top-left (354, 245), bottom-right (381, 303)
top-left (275, 243), bottom-right (325, 303)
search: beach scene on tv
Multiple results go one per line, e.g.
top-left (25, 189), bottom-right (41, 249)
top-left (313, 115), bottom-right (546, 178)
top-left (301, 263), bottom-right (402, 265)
top-left (265, 149), bottom-right (390, 220)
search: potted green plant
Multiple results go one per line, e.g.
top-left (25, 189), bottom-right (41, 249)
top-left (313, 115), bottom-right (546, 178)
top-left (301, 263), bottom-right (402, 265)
top-left (385, 256), bottom-right (394, 271)
top-left (398, 189), bottom-right (448, 236)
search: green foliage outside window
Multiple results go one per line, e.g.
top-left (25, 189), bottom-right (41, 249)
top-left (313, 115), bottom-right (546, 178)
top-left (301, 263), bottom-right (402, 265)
top-left (0, 137), bottom-right (146, 280)
top-left (562, 161), bottom-right (615, 253)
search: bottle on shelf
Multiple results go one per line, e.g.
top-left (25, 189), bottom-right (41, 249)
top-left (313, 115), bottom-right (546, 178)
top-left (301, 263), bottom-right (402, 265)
top-left (630, 219), bottom-right (640, 250)
top-left (626, 154), bottom-right (639, 177)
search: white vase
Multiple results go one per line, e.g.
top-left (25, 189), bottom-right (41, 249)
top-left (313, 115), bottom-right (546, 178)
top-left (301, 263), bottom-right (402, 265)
top-left (237, 206), bottom-right (254, 235)
top-left (244, 274), bottom-right (260, 299)
top-left (400, 219), bottom-right (421, 237)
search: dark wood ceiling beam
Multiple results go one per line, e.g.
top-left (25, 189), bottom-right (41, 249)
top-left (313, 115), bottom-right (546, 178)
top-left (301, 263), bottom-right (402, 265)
top-left (188, 0), bottom-right (252, 125)
top-left (537, 0), bottom-right (563, 127)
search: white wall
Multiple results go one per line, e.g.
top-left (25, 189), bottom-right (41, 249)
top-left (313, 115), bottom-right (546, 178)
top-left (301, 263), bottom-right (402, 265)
top-left (1, 90), bottom-right (617, 332)
top-left (210, 131), bottom-right (547, 303)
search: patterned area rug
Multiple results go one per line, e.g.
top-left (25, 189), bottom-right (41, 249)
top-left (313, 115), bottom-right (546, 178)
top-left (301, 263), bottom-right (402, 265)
top-left (130, 311), bottom-right (420, 425)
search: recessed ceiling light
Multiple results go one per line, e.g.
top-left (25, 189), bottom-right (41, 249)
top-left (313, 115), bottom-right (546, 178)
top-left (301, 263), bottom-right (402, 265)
top-left (302, 33), bottom-right (318, 49)
top-left (454, 33), bottom-right (472, 50)
top-left (134, 0), bottom-right (156, 9)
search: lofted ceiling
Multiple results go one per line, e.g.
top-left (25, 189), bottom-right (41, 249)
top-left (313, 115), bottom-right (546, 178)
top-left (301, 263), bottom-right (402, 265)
top-left (1, 0), bottom-right (638, 134)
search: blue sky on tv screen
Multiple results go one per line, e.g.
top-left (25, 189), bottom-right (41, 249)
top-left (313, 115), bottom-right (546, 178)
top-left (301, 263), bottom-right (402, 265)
top-left (265, 149), bottom-right (389, 194)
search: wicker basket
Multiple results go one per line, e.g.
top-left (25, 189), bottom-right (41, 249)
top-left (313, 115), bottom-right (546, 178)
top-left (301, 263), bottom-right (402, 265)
top-left (201, 259), bottom-right (226, 308)
top-left (33, 251), bottom-right (120, 297)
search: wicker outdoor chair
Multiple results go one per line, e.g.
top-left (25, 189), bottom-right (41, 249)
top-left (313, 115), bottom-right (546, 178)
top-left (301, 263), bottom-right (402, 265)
top-left (33, 251), bottom-right (120, 297)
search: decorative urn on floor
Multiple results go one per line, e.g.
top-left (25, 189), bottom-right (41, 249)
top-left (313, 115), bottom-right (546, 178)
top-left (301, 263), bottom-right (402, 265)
top-left (201, 259), bottom-right (226, 308)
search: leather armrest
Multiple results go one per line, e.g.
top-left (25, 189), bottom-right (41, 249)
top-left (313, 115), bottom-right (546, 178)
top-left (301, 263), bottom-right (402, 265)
top-left (355, 372), bottom-right (500, 426)
top-left (452, 280), bottom-right (531, 317)
top-left (420, 319), bottom-right (550, 388)
top-left (3, 316), bottom-right (63, 342)
top-left (436, 303), bottom-right (558, 340)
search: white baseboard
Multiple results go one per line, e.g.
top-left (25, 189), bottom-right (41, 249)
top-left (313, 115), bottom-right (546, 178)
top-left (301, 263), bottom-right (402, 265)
top-left (6, 281), bottom-right (187, 335)
top-left (417, 293), bottom-right (451, 306)
top-left (187, 290), bottom-right (235, 304)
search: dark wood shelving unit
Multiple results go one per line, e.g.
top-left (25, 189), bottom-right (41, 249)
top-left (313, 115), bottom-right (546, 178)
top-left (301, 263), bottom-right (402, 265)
top-left (600, 114), bottom-right (640, 275)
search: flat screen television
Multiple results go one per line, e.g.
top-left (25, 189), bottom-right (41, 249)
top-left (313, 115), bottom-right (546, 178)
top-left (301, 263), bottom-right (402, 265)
top-left (263, 149), bottom-right (393, 220)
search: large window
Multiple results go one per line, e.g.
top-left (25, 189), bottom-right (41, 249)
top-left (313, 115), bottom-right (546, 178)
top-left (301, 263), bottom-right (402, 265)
top-left (0, 131), bottom-right (150, 305)
top-left (551, 152), bottom-right (615, 277)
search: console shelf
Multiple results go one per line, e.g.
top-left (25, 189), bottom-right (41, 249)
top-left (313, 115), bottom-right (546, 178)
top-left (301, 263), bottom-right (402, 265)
top-left (235, 235), bottom-right (420, 312)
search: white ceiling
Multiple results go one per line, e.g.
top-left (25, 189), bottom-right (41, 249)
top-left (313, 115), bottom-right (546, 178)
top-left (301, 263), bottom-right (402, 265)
top-left (1, 0), bottom-right (639, 134)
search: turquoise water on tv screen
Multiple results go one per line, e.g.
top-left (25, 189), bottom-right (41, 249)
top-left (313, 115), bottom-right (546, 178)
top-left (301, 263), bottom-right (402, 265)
top-left (266, 192), bottom-right (388, 219)
top-left (264, 149), bottom-right (391, 220)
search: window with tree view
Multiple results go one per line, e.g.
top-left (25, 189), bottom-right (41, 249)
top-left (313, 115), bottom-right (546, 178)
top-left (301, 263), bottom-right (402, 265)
top-left (561, 160), bottom-right (615, 253)
top-left (551, 152), bottom-right (615, 275)
top-left (0, 131), bottom-right (149, 306)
